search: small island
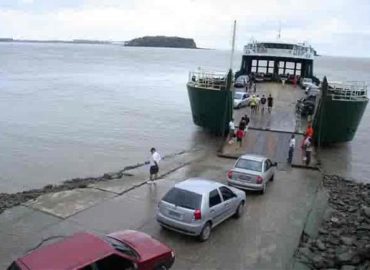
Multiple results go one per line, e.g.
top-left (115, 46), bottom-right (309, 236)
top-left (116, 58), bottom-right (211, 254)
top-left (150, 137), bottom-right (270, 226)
top-left (124, 36), bottom-right (197, 49)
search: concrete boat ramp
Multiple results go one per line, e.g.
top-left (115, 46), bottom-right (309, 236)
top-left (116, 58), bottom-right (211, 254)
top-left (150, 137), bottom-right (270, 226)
top-left (0, 83), bottom-right (324, 269)
top-left (221, 82), bottom-right (318, 169)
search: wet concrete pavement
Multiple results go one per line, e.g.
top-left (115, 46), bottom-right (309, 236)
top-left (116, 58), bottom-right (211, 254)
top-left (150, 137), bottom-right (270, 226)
top-left (233, 83), bottom-right (307, 133)
top-left (0, 149), bottom-right (322, 270)
top-left (225, 83), bottom-right (317, 168)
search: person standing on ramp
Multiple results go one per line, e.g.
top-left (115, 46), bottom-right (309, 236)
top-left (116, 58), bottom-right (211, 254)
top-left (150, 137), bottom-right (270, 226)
top-left (149, 147), bottom-right (161, 183)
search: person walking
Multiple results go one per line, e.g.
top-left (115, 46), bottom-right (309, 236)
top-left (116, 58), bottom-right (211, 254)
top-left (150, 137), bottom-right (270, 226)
top-left (267, 94), bottom-right (273, 113)
top-left (260, 95), bottom-right (267, 113)
top-left (236, 128), bottom-right (245, 148)
top-left (244, 114), bottom-right (250, 132)
top-left (303, 137), bottom-right (313, 166)
top-left (228, 118), bottom-right (235, 142)
top-left (256, 95), bottom-right (261, 112)
top-left (149, 147), bottom-right (161, 183)
top-left (239, 117), bottom-right (246, 131)
top-left (287, 134), bottom-right (296, 164)
top-left (253, 83), bottom-right (257, 93)
top-left (250, 95), bottom-right (257, 115)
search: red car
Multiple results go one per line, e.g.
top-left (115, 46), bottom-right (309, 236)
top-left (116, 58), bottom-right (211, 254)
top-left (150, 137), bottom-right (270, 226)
top-left (8, 230), bottom-right (175, 270)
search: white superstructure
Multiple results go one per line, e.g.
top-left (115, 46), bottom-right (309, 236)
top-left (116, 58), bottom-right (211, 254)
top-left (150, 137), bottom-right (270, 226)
top-left (244, 41), bottom-right (315, 60)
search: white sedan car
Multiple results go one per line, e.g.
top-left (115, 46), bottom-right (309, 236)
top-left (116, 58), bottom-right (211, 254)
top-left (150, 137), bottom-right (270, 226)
top-left (233, 92), bottom-right (250, 109)
top-left (227, 154), bottom-right (277, 194)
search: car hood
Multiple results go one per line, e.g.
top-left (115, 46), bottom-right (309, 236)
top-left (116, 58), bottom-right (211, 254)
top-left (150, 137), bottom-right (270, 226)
top-left (108, 230), bottom-right (172, 261)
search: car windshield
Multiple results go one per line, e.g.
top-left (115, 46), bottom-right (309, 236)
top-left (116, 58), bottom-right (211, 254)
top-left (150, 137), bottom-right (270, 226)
top-left (234, 93), bottom-right (243, 99)
top-left (162, 187), bottom-right (202, 210)
top-left (235, 159), bottom-right (263, 172)
top-left (104, 236), bottom-right (139, 259)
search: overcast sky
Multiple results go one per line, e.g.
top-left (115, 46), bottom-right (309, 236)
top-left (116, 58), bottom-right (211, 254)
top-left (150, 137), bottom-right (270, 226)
top-left (1, 0), bottom-right (369, 57)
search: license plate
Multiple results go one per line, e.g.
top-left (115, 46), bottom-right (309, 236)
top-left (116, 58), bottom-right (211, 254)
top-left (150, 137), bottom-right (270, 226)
top-left (168, 210), bottom-right (181, 219)
top-left (239, 175), bottom-right (251, 181)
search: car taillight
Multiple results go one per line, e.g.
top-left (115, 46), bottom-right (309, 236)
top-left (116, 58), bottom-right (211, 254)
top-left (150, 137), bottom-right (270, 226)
top-left (256, 176), bottom-right (263, 184)
top-left (227, 170), bottom-right (233, 179)
top-left (194, 209), bottom-right (202, 220)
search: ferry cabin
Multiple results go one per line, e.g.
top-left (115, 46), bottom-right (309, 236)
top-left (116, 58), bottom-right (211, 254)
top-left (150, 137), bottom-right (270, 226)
top-left (237, 41), bottom-right (315, 81)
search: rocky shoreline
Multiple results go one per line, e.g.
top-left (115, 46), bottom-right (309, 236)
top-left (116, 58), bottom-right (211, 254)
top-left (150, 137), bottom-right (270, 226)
top-left (296, 175), bottom-right (370, 269)
top-left (0, 150), bottom-right (188, 215)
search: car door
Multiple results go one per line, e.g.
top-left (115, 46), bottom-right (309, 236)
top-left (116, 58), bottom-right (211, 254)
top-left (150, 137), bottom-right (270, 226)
top-left (265, 159), bottom-right (273, 181)
top-left (208, 189), bottom-right (224, 226)
top-left (242, 94), bottom-right (247, 106)
top-left (219, 186), bottom-right (238, 219)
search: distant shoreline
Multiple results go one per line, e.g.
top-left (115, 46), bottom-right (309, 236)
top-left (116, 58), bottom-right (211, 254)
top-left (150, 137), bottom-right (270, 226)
top-left (0, 38), bottom-right (211, 49)
top-left (0, 38), bottom-right (118, 45)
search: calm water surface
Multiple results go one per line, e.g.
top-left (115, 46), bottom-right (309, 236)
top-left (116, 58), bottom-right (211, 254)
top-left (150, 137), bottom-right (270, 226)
top-left (0, 43), bottom-right (369, 192)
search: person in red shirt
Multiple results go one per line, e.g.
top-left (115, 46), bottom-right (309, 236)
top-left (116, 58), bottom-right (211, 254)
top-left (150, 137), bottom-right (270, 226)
top-left (305, 123), bottom-right (314, 138)
top-left (236, 128), bottom-right (245, 148)
top-left (301, 123), bottom-right (314, 148)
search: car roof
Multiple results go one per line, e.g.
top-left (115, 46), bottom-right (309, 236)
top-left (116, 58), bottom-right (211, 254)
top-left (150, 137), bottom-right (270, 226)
top-left (174, 178), bottom-right (224, 195)
top-left (18, 232), bottom-right (114, 269)
top-left (235, 91), bottom-right (246, 95)
top-left (239, 154), bottom-right (267, 162)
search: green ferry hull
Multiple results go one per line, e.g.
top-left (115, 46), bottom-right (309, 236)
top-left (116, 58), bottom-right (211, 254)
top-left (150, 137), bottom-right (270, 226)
top-left (187, 83), bottom-right (233, 135)
top-left (314, 97), bottom-right (368, 144)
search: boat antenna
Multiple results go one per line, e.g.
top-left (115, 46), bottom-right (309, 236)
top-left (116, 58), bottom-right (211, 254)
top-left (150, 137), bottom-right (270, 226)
top-left (229, 20), bottom-right (236, 70)
top-left (277, 21), bottom-right (281, 40)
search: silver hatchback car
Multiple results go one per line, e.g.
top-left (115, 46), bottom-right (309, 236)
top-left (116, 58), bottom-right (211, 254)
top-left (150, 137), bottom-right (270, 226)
top-left (227, 154), bottom-right (277, 194)
top-left (156, 178), bottom-right (246, 241)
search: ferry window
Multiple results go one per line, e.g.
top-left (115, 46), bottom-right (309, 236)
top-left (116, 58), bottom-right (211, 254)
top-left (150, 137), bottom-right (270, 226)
top-left (251, 66), bottom-right (257, 72)
top-left (252, 60), bottom-right (257, 66)
top-left (278, 68), bottom-right (285, 75)
top-left (286, 62), bottom-right (295, 69)
top-left (258, 67), bottom-right (267, 73)
top-left (268, 61), bottom-right (274, 67)
top-left (296, 63), bottom-right (302, 69)
top-left (268, 67), bottom-right (274, 74)
top-left (258, 60), bottom-right (267, 67)
top-left (296, 70), bottom-right (301, 76)
top-left (279, 62), bottom-right (285, 68)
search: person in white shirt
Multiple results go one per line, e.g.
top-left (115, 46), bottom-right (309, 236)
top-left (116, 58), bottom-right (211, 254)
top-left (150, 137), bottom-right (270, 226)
top-left (149, 147), bottom-right (161, 182)
top-left (229, 119), bottom-right (235, 139)
top-left (287, 134), bottom-right (296, 164)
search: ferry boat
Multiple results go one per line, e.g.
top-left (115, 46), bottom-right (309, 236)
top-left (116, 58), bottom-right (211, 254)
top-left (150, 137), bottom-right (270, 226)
top-left (236, 40), bottom-right (315, 82)
top-left (186, 39), bottom-right (368, 143)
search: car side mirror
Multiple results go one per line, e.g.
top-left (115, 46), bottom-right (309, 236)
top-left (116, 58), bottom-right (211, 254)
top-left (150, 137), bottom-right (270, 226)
top-left (273, 162), bottom-right (278, 166)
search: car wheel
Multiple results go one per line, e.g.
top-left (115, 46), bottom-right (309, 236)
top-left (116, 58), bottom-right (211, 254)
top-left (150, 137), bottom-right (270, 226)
top-left (236, 104), bottom-right (241, 109)
top-left (234, 202), bottom-right (245, 218)
top-left (260, 182), bottom-right (267, 195)
top-left (270, 174), bottom-right (274, 182)
top-left (199, 222), bottom-right (212, 242)
top-left (156, 265), bottom-right (168, 270)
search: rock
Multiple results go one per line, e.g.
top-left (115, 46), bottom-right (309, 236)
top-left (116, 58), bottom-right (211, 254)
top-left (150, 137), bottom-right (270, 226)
top-left (357, 224), bottom-right (370, 231)
top-left (312, 255), bottom-right (325, 268)
top-left (347, 206), bottom-right (358, 213)
top-left (319, 228), bottom-right (329, 234)
top-left (361, 205), bottom-right (370, 218)
top-left (316, 239), bottom-right (326, 251)
top-left (299, 247), bottom-right (313, 260)
top-left (336, 250), bottom-right (354, 264)
top-left (340, 265), bottom-right (356, 270)
top-left (328, 236), bottom-right (340, 245)
top-left (102, 173), bottom-right (112, 180)
top-left (341, 236), bottom-right (355, 246)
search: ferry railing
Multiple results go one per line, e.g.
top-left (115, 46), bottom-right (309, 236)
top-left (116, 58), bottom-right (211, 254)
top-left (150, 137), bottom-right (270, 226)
top-left (188, 71), bottom-right (228, 90)
top-left (329, 82), bottom-right (368, 101)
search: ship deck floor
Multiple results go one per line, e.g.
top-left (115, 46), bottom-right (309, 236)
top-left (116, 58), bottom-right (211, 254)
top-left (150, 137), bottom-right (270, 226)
top-left (221, 82), bottom-right (317, 168)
